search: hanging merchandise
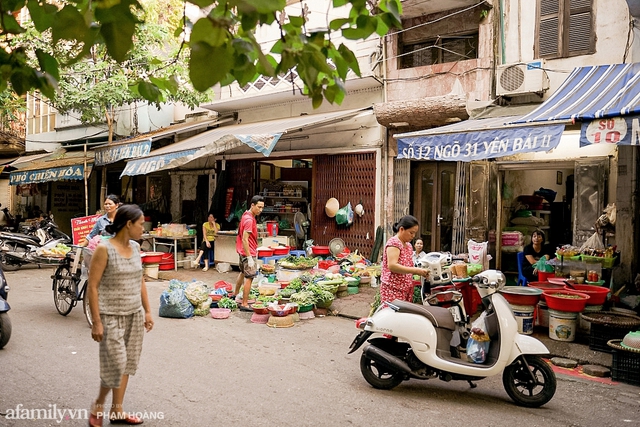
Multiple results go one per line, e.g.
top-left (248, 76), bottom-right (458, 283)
top-left (335, 202), bottom-right (354, 226)
top-left (325, 198), bottom-right (339, 218)
top-left (354, 203), bottom-right (365, 217)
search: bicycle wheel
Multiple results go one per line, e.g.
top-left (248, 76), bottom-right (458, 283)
top-left (52, 265), bottom-right (76, 316)
top-left (82, 283), bottom-right (93, 327)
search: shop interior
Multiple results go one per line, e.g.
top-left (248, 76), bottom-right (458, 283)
top-left (258, 158), bottom-right (312, 244)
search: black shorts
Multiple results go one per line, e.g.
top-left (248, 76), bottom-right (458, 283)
top-left (200, 240), bottom-right (214, 251)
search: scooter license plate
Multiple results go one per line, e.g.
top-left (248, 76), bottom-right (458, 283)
top-left (448, 306), bottom-right (461, 322)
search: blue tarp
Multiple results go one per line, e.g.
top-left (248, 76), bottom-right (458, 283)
top-left (94, 140), bottom-right (151, 166)
top-left (121, 149), bottom-right (198, 176)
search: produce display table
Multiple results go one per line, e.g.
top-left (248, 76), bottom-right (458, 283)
top-left (146, 235), bottom-right (198, 271)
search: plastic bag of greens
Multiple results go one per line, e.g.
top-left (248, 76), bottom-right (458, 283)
top-left (159, 288), bottom-right (194, 318)
top-left (533, 257), bottom-right (554, 273)
top-left (467, 312), bottom-right (490, 363)
top-left (184, 282), bottom-right (209, 306)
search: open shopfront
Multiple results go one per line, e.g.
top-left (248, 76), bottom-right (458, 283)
top-left (394, 63), bottom-right (640, 286)
top-left (121, 108), bottom-right (383, 264)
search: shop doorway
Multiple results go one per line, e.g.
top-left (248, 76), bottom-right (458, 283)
top-left (412, 162), bottom-right (457, 252)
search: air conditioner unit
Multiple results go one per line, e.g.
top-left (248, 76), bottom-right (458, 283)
top-left (496, 60), bottom-right (548, 97)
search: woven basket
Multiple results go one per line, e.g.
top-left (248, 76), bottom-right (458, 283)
top-left (580, 311), bottom-right (640, 327)
top-left (210, 308), bottom-right (231, 319)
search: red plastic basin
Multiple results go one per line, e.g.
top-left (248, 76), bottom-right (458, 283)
top-left (141, 251), bottom-right (163, 264)
top-left (537, 271), bottom-right (555, 282)
top-left (564, 284), bottom-right (609, 305)
top-left (527, 282), bottom-right (565, 300)
top-left (499, 286), bottom-right (543, 306)
top-left (312, 246), bottom-right (330, 255)
top-left (543, 290), bottom-right (590, 312)
top-left (271, 246), bottom-right (290, 255)
top-left (257, 249), bottom-right (274, 257)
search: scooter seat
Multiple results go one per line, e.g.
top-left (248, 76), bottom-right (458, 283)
top-left (390, 300), bottom-right (456, 331)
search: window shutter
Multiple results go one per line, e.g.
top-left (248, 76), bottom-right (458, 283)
top-left (539, 0), bottom-right (560, 58)
top-left (568, 0), bottom-right (593, 55)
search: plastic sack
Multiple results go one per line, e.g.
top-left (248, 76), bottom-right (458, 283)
top-left (468, 240), bottom-right (489, 271)
top-left (335, 203), bottom-right (350, 225)
top-left (159, 288), bottom-right (194, 319)
top-left (184, 281), bottom-right (209, 306)
top-left (533, 257), bottom-right (554, 273)
top-left (579, 231), bottom-right (604, 252)
top-left (467, 312), bottom-right (490, 363)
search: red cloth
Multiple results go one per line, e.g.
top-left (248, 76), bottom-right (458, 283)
top-left (235, 211), bottom-right (258, 256)
top-left (379, 235), bottom-right (414, 303)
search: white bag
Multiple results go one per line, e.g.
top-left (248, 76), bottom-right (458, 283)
top-left (468, 240), bottom-right (489, 271)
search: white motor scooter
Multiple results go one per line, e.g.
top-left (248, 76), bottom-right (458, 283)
top-left (348, 270), bottom-right (557, 408)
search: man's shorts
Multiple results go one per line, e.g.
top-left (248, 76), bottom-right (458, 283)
top-left (238, 255), bottom-right (257, 278)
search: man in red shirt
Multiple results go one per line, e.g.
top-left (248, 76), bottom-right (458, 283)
top-left (235, 195), bottom-right (265, 310)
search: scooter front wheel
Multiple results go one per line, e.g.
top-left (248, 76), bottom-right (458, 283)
top-left (0, 312), bottom-right (11, 349)
top-left (502, 355), bottom-right (556, 407)
top-left (82, 287), bottom-right (93, 327)
top-left (360, 353), bottom-right (405, 390)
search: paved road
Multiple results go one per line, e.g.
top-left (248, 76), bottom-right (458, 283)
top-left (1, 267), bottom-right (639, 426)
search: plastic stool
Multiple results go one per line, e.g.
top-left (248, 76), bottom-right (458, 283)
top-left (261, 255), bottom-right (287, 265)
top-left (290, 250), bottom-right (306, 257)
top-left (199, 248), bottom-right (215, 267)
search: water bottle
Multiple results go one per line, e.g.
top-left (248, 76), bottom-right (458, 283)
top-left (371, 276), bottom-right (378, 288)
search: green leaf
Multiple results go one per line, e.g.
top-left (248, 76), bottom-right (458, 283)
top-left (338, 44), bottom-right (360, 76)
top-left (332, 0), bottom-right (349, 7)
top-left (189, 42), bottom-right (233, 91)
top-left (27, 0), bottom-right (57, 32)
top-left (289, 15), bottom-right (305, 27)
top-left (237, 0), bottom-right (286, 14)
top-left (312, 92), bottom-right (323, 109)
top-left (1, 12), bottom-right (25, 34)
top-left (138, 80), bottom-right (162, 103)
top-left (35, 49), bottom-right (60, 82)
top-left (190, 18), bottom-right (227, 47)
top-left (324, 80), bottom-right (345, 105)
top-left (51, 5), bottom-right (89, 44)
top-left (101, 20), bottom-right (135, 62)
top-left (329, 18), bottom-right (351, 31)
top-left (375, 16), bottom-right (390, 36)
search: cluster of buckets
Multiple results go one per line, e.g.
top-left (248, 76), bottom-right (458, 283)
top-left (500, 280), bottom-right (609, 342)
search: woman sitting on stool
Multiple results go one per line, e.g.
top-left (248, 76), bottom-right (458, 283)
top-left (523, 229), bottom-right (555, 282)
top-left (192, 213), bottom-right (220, 271)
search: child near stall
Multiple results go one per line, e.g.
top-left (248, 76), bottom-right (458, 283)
top-left (192, 213), bottom-right (220, 271)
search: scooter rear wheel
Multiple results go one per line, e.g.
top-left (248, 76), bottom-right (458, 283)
top-left (502, 355), bottom-right (556, 407)
top-left (360, 353), bottom-right (404, 390)
top-left (82, 286), bottom-right (93, 327)
top-left (0, 312), bottom-right (11, 349)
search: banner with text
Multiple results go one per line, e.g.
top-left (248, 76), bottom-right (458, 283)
top-left (580, 115), bottom-right (640, 147)
top-left (71, 214), bottom-right (101, 245)
top-left (95, 140), bottom-right (152, 166)
top-left (397, 124), bottom-right (565, 161)
top-left (10, 165), bottom-right (86, 185)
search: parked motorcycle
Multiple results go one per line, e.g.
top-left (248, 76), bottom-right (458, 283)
top-left (0, 264), bottom-right (11, 349)
top-left (349, 270), bottom-right (557, 408)
top-left (0, 218), bottom-right (71, 271)
top-left (0, 204), bottom-right (17, 232)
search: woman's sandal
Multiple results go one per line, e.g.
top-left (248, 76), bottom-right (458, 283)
top-left (89, 402), bottom-right (103, 427)
top-left (109, 414), bottom-right (143, 425)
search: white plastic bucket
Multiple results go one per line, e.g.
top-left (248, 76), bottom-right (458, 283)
top-left (144, 263), bottom-right (159, 280)
top-left (510, 304), bottom-right (535, 335)
top-left (183, 255), bottom-right (195, 270)
top-left (548, 309), bottom-right (578, 342)
top-left (537, 300), bottom-right (549, 328)
top-left (579, 304), bottom-right (603, 335)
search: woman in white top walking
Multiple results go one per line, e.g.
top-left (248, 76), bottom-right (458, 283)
top-left (87, 204), bottom-right (154, 426)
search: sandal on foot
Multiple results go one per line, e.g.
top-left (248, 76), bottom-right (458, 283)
top-left (109, 414), bottom-right (143, 425)
top-left (89, 412), bottom-right (103, 427)
top-left (202, 266), bottom-right (209, 272)
top-left (239, 305), bottom-right (252, 312)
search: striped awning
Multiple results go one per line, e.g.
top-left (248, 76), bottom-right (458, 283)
top-left (513, 63), bottom-right (640, 123)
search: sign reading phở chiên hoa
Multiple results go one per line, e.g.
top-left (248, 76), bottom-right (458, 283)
top-left (70, 214), bottom-right (101, 245)
top-left (9, 165), bottom-right (85, 185)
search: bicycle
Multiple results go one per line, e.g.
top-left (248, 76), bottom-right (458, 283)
top-left (51, 247), bottom-right (93, 326)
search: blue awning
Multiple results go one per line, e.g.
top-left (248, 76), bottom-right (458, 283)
top-left (513, 63), bottom-right (640, 123)
top-left (394, 116), bottom-right (565, 161)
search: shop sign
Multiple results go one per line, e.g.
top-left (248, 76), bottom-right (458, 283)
top-left (121, 149), bottom-right (198, 176)
top-left (9, 165), bottom-right (85, 185)
top-left (95, 140), bottom-right (152, 166)
top-left (397, 124), bottom-right (564, 161)
top-left (580, 115), bottom-right (640, 147)
top-left (70, 214), bottom-right (101, 245)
